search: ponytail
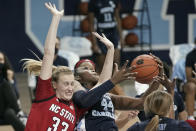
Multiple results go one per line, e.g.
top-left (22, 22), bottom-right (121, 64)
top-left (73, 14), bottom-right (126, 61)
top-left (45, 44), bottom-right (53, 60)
top-left (145, 115), bottom-right (159, 131)
top-left (22, 59), bottom-right (57, 76)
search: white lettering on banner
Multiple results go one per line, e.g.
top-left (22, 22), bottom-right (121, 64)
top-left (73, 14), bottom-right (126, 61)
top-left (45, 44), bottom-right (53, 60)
top-left (100, 7), bottom-right (114, 13)
top-left (98, 22), bottom-right (116, 28)
top-left (92, 110), bottom-right (115, 119)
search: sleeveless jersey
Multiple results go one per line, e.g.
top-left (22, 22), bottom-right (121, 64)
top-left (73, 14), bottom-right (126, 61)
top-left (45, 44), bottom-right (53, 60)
top-left (25, 77), bottom-right (84, 131)
top-left (85, 93), bottom-right (118, 131)
top-left (88, 0), bottom-right (119, 29)
top-left (127, 117), bottom-right (193, 131)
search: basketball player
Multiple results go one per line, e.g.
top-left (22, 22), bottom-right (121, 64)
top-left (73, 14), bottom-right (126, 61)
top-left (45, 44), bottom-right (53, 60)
top-left (74, 54), bottom-right (164, 131)
top-left (24, 3), bottom-right (133, 131)
top-left (88, 0), bottom-right (123, 73)
top-left (127, 90), bottom-right (193, 131)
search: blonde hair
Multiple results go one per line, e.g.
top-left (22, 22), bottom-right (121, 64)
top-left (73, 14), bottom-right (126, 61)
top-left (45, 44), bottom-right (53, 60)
top-left (22, 59), bottom-right (73, 82)
top-left (144, 90), bottom-right (173, 131)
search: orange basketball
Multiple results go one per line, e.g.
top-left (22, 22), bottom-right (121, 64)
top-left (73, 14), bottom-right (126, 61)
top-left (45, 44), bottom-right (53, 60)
top-left (125, 32), bottom-right (139, 46)
top-left (131, 54), bottom-right (159, 84)
top-left (80, 17), bottom-right (90, 32)
top-left (79, 2), bottom-right (88, 15)
top-left (122, 15), bottom-right (138, 29)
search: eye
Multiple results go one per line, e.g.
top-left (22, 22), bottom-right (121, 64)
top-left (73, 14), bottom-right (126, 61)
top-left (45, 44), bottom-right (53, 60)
top-left (83, 67), bottom-right (89, 70)
top-left (63, 82), bottom-right (69, 86)
top-left (71, 82), bottom-right (74, 86)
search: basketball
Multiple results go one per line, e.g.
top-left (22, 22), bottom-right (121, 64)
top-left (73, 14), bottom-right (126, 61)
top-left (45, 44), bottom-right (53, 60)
top-left (125, 32), bottom-right (139, 46)
top-left (80, 17), bottom-right (90, 32)
top-left (122, 15), bottom-right (138, 29)
top-left (79, 2), bottom-right (88, 15)
top-left (131, 54), bottom-right (159, 84)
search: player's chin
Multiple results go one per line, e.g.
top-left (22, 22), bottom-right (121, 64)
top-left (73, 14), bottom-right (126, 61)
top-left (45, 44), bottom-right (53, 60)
top-left (64, 93), bottom-right (73, 100)
top-left (93, 75), bottom-right (99, 81)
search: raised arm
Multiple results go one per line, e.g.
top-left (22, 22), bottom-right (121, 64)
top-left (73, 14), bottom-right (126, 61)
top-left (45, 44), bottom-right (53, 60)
top-left (40, 3), bottom-right (64, 80)
top-left (114, 4), bottom-right (123, 48)
top-left (111, 54), bottom-right (163, 111)
top-left (92, 32), bottom-right (114, 86)
top-left (73, 62), bottom-right (135, 108)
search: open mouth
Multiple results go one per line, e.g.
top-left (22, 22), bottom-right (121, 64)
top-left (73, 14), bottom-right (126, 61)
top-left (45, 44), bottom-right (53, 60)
top-left (66, 92), bottom-right (73, 96)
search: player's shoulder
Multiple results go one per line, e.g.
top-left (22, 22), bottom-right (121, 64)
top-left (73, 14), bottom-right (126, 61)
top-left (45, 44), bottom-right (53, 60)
top-left (166, 119), bottom-right (193, 130)
top-left (178, 120), bottom-right (193, 129)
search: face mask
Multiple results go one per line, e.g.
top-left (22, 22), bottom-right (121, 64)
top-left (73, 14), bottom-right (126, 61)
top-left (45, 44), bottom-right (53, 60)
top-left (55, 48), bottom-right (59, 55)
top-left (0, 63), bottom-right (4, 70)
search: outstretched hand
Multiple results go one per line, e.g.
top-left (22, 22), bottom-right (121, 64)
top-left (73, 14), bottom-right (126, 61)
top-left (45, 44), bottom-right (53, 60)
top-left (111, 60), bottom-right (137, 85)
top-left (45, 2), bottom-right (64, 17)
top-left (92, 32), bottom-right (114, 49)
top-left (127, 110), bottom-right (139, 120)
top-left (153, 74), bottom-right (176, 95)
top-left (150, 53), bottom-right (164, 77)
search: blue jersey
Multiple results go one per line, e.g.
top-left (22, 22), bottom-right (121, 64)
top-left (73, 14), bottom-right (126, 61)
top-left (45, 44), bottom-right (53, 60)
top-left (73, 80), bottom-right (117, 131)
top-left (88, 0), bottom-right (119, 29)
top-left (85, 93), bottom-right (117, 131)
top-left (127, 117), bottom-right (193, 131)
top-left (88, 0), bottom-right (121, 53)
top-left (136, 91), bottom-right (185, 121)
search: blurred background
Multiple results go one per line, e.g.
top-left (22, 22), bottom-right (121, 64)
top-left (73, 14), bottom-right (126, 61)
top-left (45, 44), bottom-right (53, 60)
top-left (0, 0), bottom-right (196, 130)
top-left (1, 0), bottom-right (196, 72)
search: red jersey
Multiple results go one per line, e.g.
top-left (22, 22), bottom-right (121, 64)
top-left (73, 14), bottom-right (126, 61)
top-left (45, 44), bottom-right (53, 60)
top-left (25, 77), bottom-right (84, 131)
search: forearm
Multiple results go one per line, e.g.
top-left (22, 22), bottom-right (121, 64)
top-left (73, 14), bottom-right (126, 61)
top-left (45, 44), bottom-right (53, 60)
top-left (44, 16), bottom-right (61, 53)
top-left (111, 94), bottom-right (144, 110)
top-left (116, 116), bottom-right (129, 129)
top-left (141, 81), bottom-right (159, 100)
top-left (115, 9), bottom-right (123, 46)
top-left (88, 13), bottom-right (96, 46)
top-left (73, 80), bottom-right (114, 108)
top-left (40, 15), bottom-right (61, 79)
top-left (98, 47), bottom-right (114, 84)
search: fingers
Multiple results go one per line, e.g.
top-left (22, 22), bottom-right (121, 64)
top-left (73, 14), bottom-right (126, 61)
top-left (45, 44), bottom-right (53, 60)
top-left (122, 60), bottom-right (129, 70)
top-left (127, 65), bottom-right (136, 72)
top-left (113, 63), bottom-right (119, 73)
top-left (124, 72), bottom-right (137, 78)
top-left (92, 32), bottom-right (102, 40)
top-left (128, 110), bottom-right (139, 119)
top-left (49, 2), bottom-right (52, 7)
top-left (102, 33), bottom-right (106, 38)
top-left (124, 72), bottom-right (136, 80)
top-left (60, 10), bottom-right (64, 14)
top-left (45, 2), bottom-right (63, 15)
top-left (45, 2), bottom-right (55, 10)
top-left (53, 4), bottom-right (56, 9)
top-left (192, 70), bottom-right (196, 77)
top-left (150, 53), bottom-right (163, 66)
top-left (158, 64), bottom-right (164, 76)
top-left (45, 2), bottom-right (50, 9)
top-left (172, 77), bottom-right (176, 85)
top-left (153, 75), bottom-right (164, 83)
